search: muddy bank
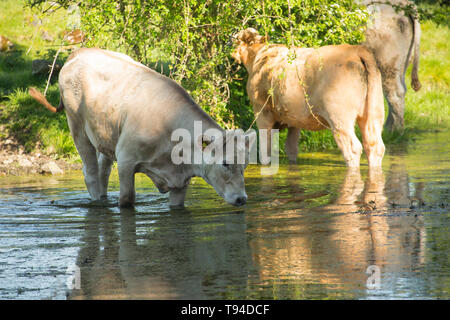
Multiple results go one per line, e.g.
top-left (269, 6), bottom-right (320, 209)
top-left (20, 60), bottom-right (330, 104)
top-left (0, 135), bottom-right (81, 176)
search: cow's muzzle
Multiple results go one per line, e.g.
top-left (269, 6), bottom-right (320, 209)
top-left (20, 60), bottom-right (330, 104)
top-left (233, 195), bottom-right (247, 206)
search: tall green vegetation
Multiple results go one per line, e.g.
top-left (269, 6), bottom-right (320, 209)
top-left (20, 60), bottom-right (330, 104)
top-left (1, 1), bottom-right (448, 159)
top-left (26, 0), bottom-right (369, 130)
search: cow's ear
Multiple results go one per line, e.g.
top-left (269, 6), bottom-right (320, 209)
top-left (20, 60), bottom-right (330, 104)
top-left (202, 136), bottom-right (214, 151)
top-left (259, 35), bottom-right (268, 44)
top-left (199, 134), bottom-right (218, 151)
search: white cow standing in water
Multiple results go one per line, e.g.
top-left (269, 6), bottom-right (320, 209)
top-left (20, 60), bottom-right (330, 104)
top-left (30, 48), bottom-right (256, 208)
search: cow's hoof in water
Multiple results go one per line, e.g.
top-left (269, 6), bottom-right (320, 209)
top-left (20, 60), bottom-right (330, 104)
top-left (119, 201), bottom-right (135, 208)
top-left (169, 204), bottom-right (185, 210)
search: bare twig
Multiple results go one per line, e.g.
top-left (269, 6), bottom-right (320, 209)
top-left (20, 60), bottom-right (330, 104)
top-left (246, 93), bottom-right (272, 133)
top-left (26, 16), bottom-right (43, 55)
top-left (44, 46), bottom-right (62, 97)
top-left (295, 64), bottom-right (333, 131)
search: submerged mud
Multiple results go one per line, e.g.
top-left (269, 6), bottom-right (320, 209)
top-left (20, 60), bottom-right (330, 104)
top-left (0, 131), bottom-right (448, 299)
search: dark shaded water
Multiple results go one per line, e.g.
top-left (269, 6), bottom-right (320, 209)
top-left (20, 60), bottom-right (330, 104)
top-left (0, 131), bottom-right (448, 299)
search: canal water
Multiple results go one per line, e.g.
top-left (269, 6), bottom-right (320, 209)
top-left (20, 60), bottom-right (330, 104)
top-left (0, 131), bottom-right (448, 299)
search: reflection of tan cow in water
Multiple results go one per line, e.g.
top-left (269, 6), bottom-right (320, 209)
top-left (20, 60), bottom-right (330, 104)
top-left (233, 28), bottom-right (385, 167)
top-left (249, 167), bottom-right (426, 291)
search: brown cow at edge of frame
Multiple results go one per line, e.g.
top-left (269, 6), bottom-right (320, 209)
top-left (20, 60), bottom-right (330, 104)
top-left (232, 28), bottom-right (385, 168)
top-left (362, 0), bottom-right (422, 132)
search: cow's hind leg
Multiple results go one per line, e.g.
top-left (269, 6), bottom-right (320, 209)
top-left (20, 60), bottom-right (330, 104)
top-left (69, 127), bottom-right (101, 200)
top-left (384, 75), bottom-right (406, 131)
top-left (98, 152), bottom-right (114, 199)
top-left (332, 126), bottom-right (363, 168)
top-left (357, 115), bottom-right (385, 168)
top-left (285, 127), bottom-right (300, 163)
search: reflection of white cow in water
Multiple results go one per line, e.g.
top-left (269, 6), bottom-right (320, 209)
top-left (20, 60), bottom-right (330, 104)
top-left (362, 0), bottom-right (422, 131)
top-left (29, 48), bottom-right (256, 208)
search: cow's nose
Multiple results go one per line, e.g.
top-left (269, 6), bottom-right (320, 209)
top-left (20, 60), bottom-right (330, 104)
top-left (234, 196), bottom-right (247, 206)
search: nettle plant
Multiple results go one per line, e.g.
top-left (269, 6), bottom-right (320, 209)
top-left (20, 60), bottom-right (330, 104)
top-left (27, 0), bottom-right (369, 130)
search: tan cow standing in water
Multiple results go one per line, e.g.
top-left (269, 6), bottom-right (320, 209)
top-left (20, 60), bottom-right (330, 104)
top-left (232, 28), bottom-right (385, 167)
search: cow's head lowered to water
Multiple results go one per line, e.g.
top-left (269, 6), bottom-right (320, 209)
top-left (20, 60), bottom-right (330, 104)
top-left (200, 130), bottom-right (257, 206)
top-left (171, 125), bottom-right (257, 207)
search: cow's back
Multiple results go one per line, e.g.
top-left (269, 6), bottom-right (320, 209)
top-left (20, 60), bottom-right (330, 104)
top-left (303, 44), bottom-right (370, 120)
top-left (58, 48), bottom-right (198, 158)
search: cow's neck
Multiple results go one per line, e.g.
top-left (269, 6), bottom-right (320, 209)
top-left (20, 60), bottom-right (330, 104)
top-left (169, 103), bottom-right (224, 179)
top-left (241, 43), bottom-right (265, 74)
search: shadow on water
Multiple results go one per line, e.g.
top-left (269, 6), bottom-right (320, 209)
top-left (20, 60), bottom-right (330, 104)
top-left (0, 132), bottom-right (448, 299)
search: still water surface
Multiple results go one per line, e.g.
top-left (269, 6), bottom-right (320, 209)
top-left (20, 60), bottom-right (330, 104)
top-left (0, 131), bottom-right (448, 299)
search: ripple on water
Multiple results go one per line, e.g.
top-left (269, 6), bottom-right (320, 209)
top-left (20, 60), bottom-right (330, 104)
top-left (0, 131), bottom-right (449, 299)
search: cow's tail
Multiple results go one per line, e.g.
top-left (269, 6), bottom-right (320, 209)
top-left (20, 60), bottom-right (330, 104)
top-left (358, 46), bottom-right (384, 123)
top-left (410, 13), bottom-right (421, 91)
top-left (357, 46), bottom-right (385, 166)
top-left (28, 87), bottom-right (64, 113)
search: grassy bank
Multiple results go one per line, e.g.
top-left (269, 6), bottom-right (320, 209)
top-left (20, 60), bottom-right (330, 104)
top-left (0, 0), bottom-right (448, 161)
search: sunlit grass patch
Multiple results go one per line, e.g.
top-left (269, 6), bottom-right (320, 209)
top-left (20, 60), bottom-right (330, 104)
top-left (0, 86), bottom-right (77, 158)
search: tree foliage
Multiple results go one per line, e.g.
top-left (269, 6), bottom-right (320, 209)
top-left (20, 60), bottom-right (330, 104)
top-left (26, 0), bottom-right (369, 129)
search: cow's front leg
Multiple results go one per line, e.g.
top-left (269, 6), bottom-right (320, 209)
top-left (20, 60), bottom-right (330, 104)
top-left (169, 186), bottom-right (188, 208)
top-left (285, 127), bottom-right (300, 164)
top-left (117, 162), bottom-right (136, 207)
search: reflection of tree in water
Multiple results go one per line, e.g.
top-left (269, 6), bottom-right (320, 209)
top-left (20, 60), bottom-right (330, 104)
top-left (69, 164), bottom-right (428, 299)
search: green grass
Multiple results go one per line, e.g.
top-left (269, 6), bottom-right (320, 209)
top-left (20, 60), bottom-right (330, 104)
top-left (0, 0), bottom-right (76, 158)
top-left (0, 0), bottom-right (70, 96)
top-left (404, 20), bottom-right (450, 128)
top-left (0, 0), bottom-right (448, 160)
top-left (1, 87), bottom-right (76, 156)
